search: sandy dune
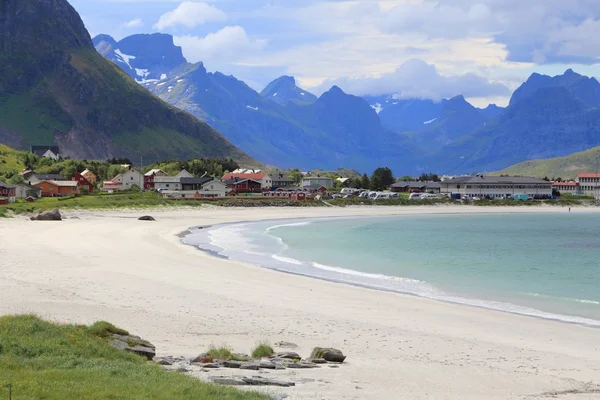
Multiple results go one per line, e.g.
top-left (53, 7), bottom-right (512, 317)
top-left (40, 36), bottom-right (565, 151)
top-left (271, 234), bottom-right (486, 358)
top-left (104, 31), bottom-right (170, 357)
top-left (1, 205), bottom-right (599, 399)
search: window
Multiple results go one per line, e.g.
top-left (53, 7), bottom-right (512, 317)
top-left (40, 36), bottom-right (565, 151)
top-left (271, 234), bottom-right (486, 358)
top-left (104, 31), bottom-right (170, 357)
top-left (131, 177), bottom-right (133, 180)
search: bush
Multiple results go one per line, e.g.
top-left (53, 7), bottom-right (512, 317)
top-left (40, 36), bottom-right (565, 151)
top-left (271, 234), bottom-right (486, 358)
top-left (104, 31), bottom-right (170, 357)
top-left (87, 321), bottom-right (129, 338)
top-left (206, 346), bottom-right (233, 361)
top-left (251, 342), bottom-right (274, 359)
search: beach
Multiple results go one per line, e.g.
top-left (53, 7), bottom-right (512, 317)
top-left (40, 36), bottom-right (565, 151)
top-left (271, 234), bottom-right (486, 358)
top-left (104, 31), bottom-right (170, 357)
top-left (1, 205), bottom-right (600, 399)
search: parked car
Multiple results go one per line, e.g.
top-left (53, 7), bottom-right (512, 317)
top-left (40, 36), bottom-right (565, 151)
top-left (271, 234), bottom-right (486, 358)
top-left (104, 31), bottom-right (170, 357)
top-left (374, 193), bottom-right (390, 200)
top-left (409, 193), bottom-right (422, 200)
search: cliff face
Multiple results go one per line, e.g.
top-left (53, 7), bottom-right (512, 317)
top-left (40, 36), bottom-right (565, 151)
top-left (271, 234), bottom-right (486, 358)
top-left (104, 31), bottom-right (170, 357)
top-left (0, 0), bottom-right (254, 165)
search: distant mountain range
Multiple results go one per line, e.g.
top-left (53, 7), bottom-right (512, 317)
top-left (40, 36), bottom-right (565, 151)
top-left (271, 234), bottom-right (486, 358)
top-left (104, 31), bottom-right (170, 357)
top-left (0, 0), bottom-right (252, 165)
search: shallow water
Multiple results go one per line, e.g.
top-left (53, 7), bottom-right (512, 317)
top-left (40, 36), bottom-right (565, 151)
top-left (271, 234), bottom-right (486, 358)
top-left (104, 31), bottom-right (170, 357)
top-left (183, 213), bottom-right (600, 326)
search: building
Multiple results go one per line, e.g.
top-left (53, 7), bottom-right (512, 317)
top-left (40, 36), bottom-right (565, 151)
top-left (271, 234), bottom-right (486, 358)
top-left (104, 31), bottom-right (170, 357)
top-left (336, 177), bottom-right (352, 186)
top-left (271, 173), bottom-right (296, 188)
top-left (391, 181), bottom-right (441, 193)
top-left (222, 172), bottom-right (272, 189)
top-left (145, 169), bottom-right (169, 177)
top-left (302, 176), bottom-right (334, 189)
top-left (163, 179), bottom-right (227, 199)
top-left (0, 181), bottom-right (17, 203)
top-left (225, 178), bottom-right (263, 193)
top-left (31, 145), bottom-right (60, 159)
top-left (154, 170), bottom-right (194, 191)
top-left (552, 181), bottom-right (579, 195)
top-left (577, 173), bottom-right (600, 196)
top-left (440, 176), bottom-right (552, 199)
top-left (15, 184), bottom-right (42, 199)
top-left (34, 180), bottom-right (80, 197)
top-left (24, 173), bottom-right (67, 184)
top-left (103, 168), bottom-right (143, 191)
top-left (81, 169), bottom-right (97, 183)
top-left (72, 172), bottom-right (94, 193)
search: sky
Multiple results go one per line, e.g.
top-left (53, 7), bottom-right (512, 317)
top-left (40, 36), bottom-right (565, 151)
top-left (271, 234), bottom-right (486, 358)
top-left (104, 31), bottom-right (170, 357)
top-left (70, 0), bottom-right (600, 107)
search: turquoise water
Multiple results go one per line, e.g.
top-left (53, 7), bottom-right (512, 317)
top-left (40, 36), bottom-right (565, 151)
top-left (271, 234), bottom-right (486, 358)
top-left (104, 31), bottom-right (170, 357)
top-left (184, 213), bottom-right (600, 326)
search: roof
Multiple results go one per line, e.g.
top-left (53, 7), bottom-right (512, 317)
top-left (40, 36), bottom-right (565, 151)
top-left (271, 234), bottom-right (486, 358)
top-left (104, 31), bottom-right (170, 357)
top-left (271, 174), bottom-right (295, 182)
top-left (30, 174), bottom-right (66, 181)
top-left (81, 169), bottom-right (95, 175)
top-left (222, 172), bottom-right (266, 181)
top-left (181, 177), bottom-right (214, 186)
top-left (304, 184), bottom-right (328, 190)
top-left (336, 177), bottom-right (351, 183)
top-left (578, 173), bottom-right (600, 178)
top-left (35, 180), bottom-right (79, 187)
top-left (225, 178), bottom-right (262, 185)
top-left (303, 176), bottom-right (333, 181)
top-left (392, 181), bottom-right (441, 188)
top-left (31, 145), bottom-right (59, 157)
top-left (553, 181), bottom-right (578, 186)
top-left (441, 176), bottom-right (550, 185)
top-left (0, 181), bottom-right (16, 189)
top-left (145, 169), bottom-right (168, 177)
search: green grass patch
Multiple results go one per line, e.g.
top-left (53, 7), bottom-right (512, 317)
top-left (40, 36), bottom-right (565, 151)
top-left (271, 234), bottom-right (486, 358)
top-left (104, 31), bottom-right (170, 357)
top-left (251, 342), bottom-right (274, 359)
top-left (206, 346), bottom-right (234, 361)
top-left (0, 315), bottom-right (268, 400)
top-left (87, 321), bottom-right (129, 338)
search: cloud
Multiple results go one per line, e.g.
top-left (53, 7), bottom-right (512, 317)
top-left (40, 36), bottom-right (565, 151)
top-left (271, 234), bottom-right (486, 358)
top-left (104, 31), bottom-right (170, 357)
top-left (174, 26), bottom-right (267, 64)
top-left (314, 59), bottom-right (511, 100)
top-left (154, 1), bottom-right (227, 30)
top-left (122, 18), bottom-right (143, 28)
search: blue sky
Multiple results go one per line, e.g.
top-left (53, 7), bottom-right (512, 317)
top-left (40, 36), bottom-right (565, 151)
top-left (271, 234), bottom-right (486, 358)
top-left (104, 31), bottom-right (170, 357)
top-left (70, 0), bottom-right (600, 106)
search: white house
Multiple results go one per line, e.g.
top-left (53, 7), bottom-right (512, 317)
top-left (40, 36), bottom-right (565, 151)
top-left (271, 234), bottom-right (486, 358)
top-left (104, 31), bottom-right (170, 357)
top-left (302, 176), bottom-right (334, 189)
top-left (105, 168), bottom-right (144, 191)
top-left (440, 176), bottom-right (552, 198)
top-left (162, 178), bottom-right (227, 199)
top-left (154, 170), bottom-right (194, 191)
top-left (42, 149), bottom-right (60, 161)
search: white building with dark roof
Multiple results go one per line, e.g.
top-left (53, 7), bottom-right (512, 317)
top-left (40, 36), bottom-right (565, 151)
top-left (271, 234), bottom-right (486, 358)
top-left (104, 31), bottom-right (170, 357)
top-left (441, 176), bottom-right (552, 199)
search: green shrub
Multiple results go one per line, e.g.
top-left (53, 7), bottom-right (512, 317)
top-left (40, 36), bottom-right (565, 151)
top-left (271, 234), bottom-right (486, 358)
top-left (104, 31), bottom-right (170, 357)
top-left (206, 346), bottom-right (233, 361)
top-left (251, 342), bottom-right (274, 359)
top-left (87, 321), bottom-right (129, 338)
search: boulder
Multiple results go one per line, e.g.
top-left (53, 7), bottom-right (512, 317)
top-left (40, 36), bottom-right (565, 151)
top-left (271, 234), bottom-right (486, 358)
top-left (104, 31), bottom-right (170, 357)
top-left (223, 360), bottom-right (243, 369)
top-left (242, 377), bottom-right (296, 387)
top-left (138, 215), bottom-right (155, 221)
top-left (272, 352), bottom-right (301, 360)
top-left (109, 334), bottom-right (156, 360)
top-left (239, 362), bottom-right (261, 370)
top-left (30, 209), bottom-right (62, 221)
top-left (309, 358), bottom-right (327, 364)
top-left (211, 377), bottom-right (246, 386)
top-left (259, 361), bottom-right (277, 370)
top-left (192, 353), bottom-right (212, 363)
top-left (286, 361), bottom-right (319, 369)
top-left (309, 347), bottom-right (346, 363)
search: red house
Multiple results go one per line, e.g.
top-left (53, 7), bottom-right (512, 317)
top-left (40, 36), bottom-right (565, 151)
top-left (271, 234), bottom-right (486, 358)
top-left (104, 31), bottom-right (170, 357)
top-left (144, 174), bottom-right (155, 190)
top-left (0, 181), bottom-right (17, 203)
top-left (225, 178), bottom-right (262, 194)
top-left (72, 172), bottom-right (94, 193)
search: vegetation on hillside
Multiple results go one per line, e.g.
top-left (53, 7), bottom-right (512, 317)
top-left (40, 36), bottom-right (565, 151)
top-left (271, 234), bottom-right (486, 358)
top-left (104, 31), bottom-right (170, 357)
top-left (494, 146), bottom-right (600, 179)
top-left (0, 315), bottom-right (268, 400)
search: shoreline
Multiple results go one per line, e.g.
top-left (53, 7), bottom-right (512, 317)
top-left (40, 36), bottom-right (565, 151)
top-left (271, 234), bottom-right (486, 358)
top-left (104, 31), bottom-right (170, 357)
top-left (181, 213), bottom-right (600, 329)
top-left (2, 205), bottom-right (600, 399)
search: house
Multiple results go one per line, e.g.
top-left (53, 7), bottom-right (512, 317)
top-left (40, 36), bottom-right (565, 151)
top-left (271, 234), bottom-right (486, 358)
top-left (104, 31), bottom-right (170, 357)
top-left (576, 173), bottom-right (600, 196)
top-left (25, 173), bottom-right (67, 184)
top-left (163, 179), bottom-right (227, 199)
top-left (81, 169), bottom-right (97, 183)
top-left (31, 145), bottom-right (60, 159)
top-left (225, 178), bottom-right (263, 193)
top-left (15, 184), bottom-right (42, 199)
top-left (302, 176), bottom-right (334, 189)
top-left (552, 181), bottom-right (579, 195)
top-left (440, 176), bottom-right (552, 199)
top-left (0, 181), bottom-right (17, 203)
top-left (271, 173), bottom-right (296, 188)
top-left (222, 172), bottom-right (272, 189)
top-left (144, 169), bottom-right (169, 177)
top-left (336, 177), bottom-right (352, 186)
top-left (103, 168), bottom-right (143, 191)
top-left (34, 180), bottom-right (80, 197)
top-left (143, 174), bottom-right (155, 190)
top-left (391, 181), bottom-right (441, 193)
top-left (72, 172), bottom-right (94, 193)
top-left (304, 184), bottom-right (329, 194)
top-left (154, 170), bottom-right (194, 191)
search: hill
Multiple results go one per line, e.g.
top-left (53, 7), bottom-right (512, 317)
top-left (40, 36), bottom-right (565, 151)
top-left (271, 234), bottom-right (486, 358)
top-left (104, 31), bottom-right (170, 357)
top-left (0, 0), bottom-right (253, 165)
top-left (495, 146), bottom-right (600, 179)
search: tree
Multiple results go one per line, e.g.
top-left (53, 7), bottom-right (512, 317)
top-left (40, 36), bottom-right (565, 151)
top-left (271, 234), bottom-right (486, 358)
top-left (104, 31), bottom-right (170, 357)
top-left (287, 169), bottom-right (303, 185)
top-left (370, 167), bottom-right (394, 191)
top-left (359, 173), bottom-right (370, 189)
top-left (418, 173), bottom-right (440, 182)
top-left (398, 176), bottom-right (414, 182)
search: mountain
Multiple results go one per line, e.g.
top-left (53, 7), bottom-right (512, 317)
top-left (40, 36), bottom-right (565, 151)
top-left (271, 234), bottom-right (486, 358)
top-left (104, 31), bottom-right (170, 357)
top-left (0, 0), bottom-right (251, 164)
top-left (495, 146), bottom-right (600, 179)
top-left (260, 76), bottom-right (317, 105)
top-left (363, 96), bottom-right (444, 133)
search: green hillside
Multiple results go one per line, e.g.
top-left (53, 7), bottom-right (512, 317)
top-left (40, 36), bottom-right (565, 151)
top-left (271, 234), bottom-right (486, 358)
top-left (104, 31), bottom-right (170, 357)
top-left (0, 144), bottom-right (24, 175)
top-left (494, 146), bottom-right (600, 179)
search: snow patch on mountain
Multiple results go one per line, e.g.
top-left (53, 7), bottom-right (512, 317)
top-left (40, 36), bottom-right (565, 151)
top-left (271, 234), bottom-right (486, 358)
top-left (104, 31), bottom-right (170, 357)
top-left (246, 105), bottom-right (259, 111)
top-left (135, 68), bottom-right (150, 78)
top-left (370, 103), bottom-right (383, 114)
top-left (424, 118), bottom-right (437, 125)
top-left (160, 73), bottom-right (167, 80)
top-left (114, 49), bottom-right (135, 69)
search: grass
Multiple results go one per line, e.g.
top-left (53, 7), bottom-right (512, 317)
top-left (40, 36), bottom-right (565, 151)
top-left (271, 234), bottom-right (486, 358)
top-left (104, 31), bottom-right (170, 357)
top-left (0, 315), bottom-right (269, 400)
top-left (251, 342), bottom-right (274, 359)
top-left (0, 144), bottom-right (24, 175)
top-left (87, 321), bottom-right (129, 338)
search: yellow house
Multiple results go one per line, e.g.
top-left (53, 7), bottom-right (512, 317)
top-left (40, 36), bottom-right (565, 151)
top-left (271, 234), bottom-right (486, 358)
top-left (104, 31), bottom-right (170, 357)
top-left (81, 169), bottom-right (97, 183)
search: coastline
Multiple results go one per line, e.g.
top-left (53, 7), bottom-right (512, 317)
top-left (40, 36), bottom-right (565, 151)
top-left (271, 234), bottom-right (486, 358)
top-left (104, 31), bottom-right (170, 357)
top-left (1, 205), bottom-right (600, 399)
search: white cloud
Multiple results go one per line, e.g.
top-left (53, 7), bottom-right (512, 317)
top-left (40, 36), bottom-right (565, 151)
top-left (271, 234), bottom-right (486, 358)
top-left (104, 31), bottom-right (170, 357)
top-left (175, 26), bottom-right (267, 65)
top-left (122, 18), bottom-right (143, 28)
top-left (155, 1), bottom-right (227, 30)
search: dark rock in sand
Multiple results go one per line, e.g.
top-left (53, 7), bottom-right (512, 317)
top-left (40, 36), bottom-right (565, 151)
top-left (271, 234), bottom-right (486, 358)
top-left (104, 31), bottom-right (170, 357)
top-left (30, 209), bottom-right (62, 221)
top-left (286, 361), bottom-right (319, 369)
top-left (211, 377), bottom-right (246, 386)
top-left (192, 353), bottom-right (212, 363)
top-left (275, 341), bottom-right (299, 349)
top-left (239, 362), bottom-right (261, 370)
top-left (309, 358), bottom-right (327, 364)
top-left (242, 377), bottom-right (296, 387)
top-left (138, 215), bottom-right (155, 221)
top-left (259, 361), bottom-right (277, 369)
top-left (154, 356), bottom-right (186, 366)
top-left (223, 360), bottom-right (243, 369)
top-left (272, 352), bottom-right (301, 360)
top-left (310, 347), bottom-right (346, 363)
top-left (199, 363), bottom-right (221, 369)
top-left (109, 334), bottom-right (156, 360)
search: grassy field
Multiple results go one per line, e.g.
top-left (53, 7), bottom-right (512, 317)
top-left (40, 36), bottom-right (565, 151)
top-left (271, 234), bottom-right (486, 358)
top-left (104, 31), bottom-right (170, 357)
top-left (0, 144), bottom-right (24, 175)
top-left (0, 315), bottom-right (269, 400)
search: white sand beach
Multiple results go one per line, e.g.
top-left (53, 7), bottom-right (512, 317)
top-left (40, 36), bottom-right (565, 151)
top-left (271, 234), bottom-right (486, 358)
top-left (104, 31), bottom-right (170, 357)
top-left (1, 205), bottom-right (600, 399)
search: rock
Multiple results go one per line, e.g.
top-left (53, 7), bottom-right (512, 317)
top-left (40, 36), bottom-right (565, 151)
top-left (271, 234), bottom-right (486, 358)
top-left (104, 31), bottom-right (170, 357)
top-left (275, 341), bottom-right (299, 349)
top-left (199, 363), bottom-right (221, 369)
top-left (309, 358), bottom-right (327, 364)
top-left (286, 361), bottom-right (319, 369)
top-left (211, 377), bottom-right (246, 386)
top-left (223, 360), bottom-right (243, 369)
top-left (259, 361), bottom-right (277, 370)
top-left (138, 215), bottom-right (155, 221)
top-left (30, 209), bottom-right (62, 221)
top-left (272, 362), bottom-right (286, 370)
top-left (239, 363), bottom-right (261, 370)
top-left (242, 377), bottom-right (295, 387)
top-left (272, 352), bottom-right (301, 360)
top-left (109, 334), bottom-right (156, 360)
top-left (192, 353), bottom-right (212, 364)
top-left (154, 356), bottom-right (186, 366)
top-left (309, 347), bottom-right (346, 363)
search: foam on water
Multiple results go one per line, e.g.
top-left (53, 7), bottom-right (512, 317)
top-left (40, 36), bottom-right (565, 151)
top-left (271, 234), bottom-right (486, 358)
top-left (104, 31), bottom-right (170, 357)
top-left (183, 217), bottom-right (600, 327)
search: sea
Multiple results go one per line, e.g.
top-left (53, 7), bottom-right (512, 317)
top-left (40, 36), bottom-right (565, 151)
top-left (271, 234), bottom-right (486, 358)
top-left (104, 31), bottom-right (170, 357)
top-left (183, 213), bottom-right (600, 327)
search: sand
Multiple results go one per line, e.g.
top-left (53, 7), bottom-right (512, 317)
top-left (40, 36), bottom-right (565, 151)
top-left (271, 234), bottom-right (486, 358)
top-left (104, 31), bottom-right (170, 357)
top-left (1, 205), bottom-right (600, 399)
